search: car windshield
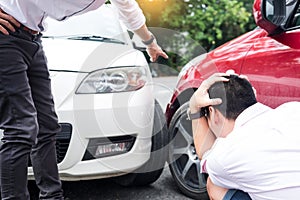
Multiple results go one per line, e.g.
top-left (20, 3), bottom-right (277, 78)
top-left (43, 5), bottom-right (128, 44)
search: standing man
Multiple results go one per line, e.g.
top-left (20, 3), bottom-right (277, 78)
top-left (189, 73), bottom-right (300, 199)
top-left (0, 1), bottom-right (168, 199)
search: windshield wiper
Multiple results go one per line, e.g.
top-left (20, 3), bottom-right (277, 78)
top-left (67, 35), bottom-right (126, 44)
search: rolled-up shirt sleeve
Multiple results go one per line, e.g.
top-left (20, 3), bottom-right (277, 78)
top-left (110, 0), bottom-right (146, 31)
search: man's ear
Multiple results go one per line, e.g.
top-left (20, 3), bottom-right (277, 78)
top-left (209, 106), bottom-right (220, 125)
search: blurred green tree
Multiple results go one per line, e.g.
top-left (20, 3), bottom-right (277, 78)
top-left (137, 0), bottom-right (254, 51)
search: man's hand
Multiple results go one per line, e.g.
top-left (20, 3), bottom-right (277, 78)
top-left (133, 24), bottom-right (168, 62)
top-left (146, 41), bottom-right (168, 62)
top-left (0, 8), bottom-right (20, 35)
top-left (189, 73), bottom-right (229, 113)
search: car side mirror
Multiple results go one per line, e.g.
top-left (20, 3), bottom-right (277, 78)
top-left (253, 0), bottom-right (290, 34)
top-left (254, 0), bottom-right (299, 34)
top-left (263, 0), bottom-right (286, 26)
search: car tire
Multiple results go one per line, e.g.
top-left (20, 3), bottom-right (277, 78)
top-left (168, 102), bottom-right (209, 200)
top-left (114, 100), bottom-right (168, 186)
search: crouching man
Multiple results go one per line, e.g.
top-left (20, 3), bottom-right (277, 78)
top-left (189, 73), bottom-right (300, 200)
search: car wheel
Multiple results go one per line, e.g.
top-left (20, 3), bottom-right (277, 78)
top-left (168, 102), bottom-right (209, 200)
top-left (114, 100), bottom-right (168, 186)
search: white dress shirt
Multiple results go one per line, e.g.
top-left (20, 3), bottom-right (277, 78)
top-left (0, 0), bottom-right (145, 32)
top-left (201, 102), bottom-right (300, 200)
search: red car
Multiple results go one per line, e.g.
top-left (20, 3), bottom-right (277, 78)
top-left (166, 0), bottom-right (300, 199)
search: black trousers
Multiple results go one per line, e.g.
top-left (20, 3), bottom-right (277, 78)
top-left (0, 28), bottom-right (63, 199)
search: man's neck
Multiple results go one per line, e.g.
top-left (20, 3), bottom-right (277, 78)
top-left (220, 119), bottom-right (235, 138)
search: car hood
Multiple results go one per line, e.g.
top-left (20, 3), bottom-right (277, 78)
top-left (42, 38), bottom-right (138, 72)
top-left (43, 38), bottom-right (150, 110)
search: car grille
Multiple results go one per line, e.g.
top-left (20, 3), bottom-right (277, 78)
top-left (55, 123), bottom-right (72, 163)
top-left (28, 123), bottom-right (72, 166)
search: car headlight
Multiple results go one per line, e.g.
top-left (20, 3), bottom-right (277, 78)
top-left (76, 66), bottom-right (148, 94)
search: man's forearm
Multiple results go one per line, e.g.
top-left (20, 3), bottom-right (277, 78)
top-left (192, 117), bottom-right (216, 159)
top-left (133, 24), bottom-right (153, 42)
top-left (189, 73), bottom-right (228, 159)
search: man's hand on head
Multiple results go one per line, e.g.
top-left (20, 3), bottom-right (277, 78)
top-left (189, 73), bottom-right (229, 113)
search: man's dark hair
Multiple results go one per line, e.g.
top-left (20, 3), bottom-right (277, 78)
top-left (208, 74), bottom-right (257, 120)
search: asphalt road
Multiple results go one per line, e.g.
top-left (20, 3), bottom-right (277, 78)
top-left (28, 166), bottom-right (193, 200)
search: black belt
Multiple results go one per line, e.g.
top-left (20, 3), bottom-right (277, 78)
top-left (19, 24), bottom-right (39, 35)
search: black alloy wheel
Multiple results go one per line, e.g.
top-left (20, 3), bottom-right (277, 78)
top-left (168, 102), bottom-right (209, 200)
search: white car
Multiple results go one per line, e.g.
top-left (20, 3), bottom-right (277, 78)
top-left (27, 5), bottom-right (168, 186)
